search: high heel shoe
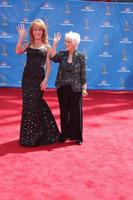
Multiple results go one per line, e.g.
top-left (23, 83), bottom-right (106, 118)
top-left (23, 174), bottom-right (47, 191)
top-left (76, 140), bottom-right (83, 145)
top-left (59, 137), bottom-right (68, 143)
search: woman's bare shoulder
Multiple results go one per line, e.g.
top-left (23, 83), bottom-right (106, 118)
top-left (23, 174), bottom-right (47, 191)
top-left (46, 43), bottom-right (51, 50)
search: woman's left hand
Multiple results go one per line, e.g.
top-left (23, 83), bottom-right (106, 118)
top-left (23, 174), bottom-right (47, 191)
top-left (53, 32), bottom-right (61, 45)
top-left (40, 79), bottom-right (48, 91)
top-left (82, 89), bottom-right (88, 97)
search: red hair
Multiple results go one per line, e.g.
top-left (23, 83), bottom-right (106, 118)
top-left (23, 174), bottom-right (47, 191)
top-left (29, 19), bottom-right (48, 44)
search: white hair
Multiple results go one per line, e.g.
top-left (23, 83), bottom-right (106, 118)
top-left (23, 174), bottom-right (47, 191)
top-left (65, 31), bottom-right (81, 49)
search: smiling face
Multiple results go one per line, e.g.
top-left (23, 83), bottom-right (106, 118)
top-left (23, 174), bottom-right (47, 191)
top-left (29, 19), bottom-right (48, 44)
top-left (65, 31), bottom-right (80, 52)
top-left (32, 25), bottom-right (43, 41)
top-left (65, 38), bottom-right (75, 52)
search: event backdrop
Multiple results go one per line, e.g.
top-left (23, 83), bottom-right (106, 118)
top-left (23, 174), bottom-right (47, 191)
top-left (0, 0), bottom-right (133, 90)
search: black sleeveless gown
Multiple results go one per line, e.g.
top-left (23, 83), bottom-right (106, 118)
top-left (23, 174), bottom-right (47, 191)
top-left (20, 46), bottom-right (60, 146)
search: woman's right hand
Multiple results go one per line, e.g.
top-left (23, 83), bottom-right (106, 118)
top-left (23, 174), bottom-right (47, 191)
top-left (53, 32), bottom-right (61, 45)
top-left (16, 24), bottom-right (26, 39)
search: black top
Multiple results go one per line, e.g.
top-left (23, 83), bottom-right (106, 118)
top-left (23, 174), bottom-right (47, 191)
top-left (51, 50), bottom-right (87, 92)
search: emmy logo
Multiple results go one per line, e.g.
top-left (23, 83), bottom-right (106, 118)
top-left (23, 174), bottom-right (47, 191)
top-left (84, 18), bottom-right (89, 30)
top-left (102, 51), bottom-right (108, 56)
top-left (43, 1), bottom-right (50, 8)
top-left (104, 21), bottom-right (110, 26)
top-left (1, 14), bottom-right (8, 26)
top-left (83, 35), bottom-right (90, 40)
top-left (44, 17), bottom-right (49, 28)
top-left (105, 6), bottom-right (111, 16)
top-left (101, 80), bottom-right (107, 85)
top-left (0, 74), bottom-right (6, 85)
top-left (82, 5), bottom-right (94, 12)
top-left (84, 6), bottom-right (91, 11)
top-left (124, 7), bottom-right (130, 12)
top-left (83, 49), bottom-right (88, 59)
top-left (64, 19), bottom-right (70, 24)
top-left (103, 34), bottom-right (109, 45)
top-left (22, 17), bottom-right (29, 23)
top-left (121, 66), bottom-right (127, 72)
top-left (102, 65), bottom-right (107, 75)
top-left (1, 32), bottom-right (8, 37)
top-left (23, 0), bottom-right (30, 11)
top-left (2, 0), bottom-right (8, 5)
top-left (64, 2), bottom-right (71, 14)
top-left (124, 20), bottom-right (130, 32)
top-left (120, 78), bottom-right (125, 88)
top-left (1, 45), bottom-right (8, 56)
top-left (123, 37), bottom-right (129, 43)
top-left (122, 49), bottom-right (127, 61)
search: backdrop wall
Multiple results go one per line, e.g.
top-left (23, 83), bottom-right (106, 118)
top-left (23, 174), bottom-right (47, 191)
top-left (0, 0), bottom-right (133, 90)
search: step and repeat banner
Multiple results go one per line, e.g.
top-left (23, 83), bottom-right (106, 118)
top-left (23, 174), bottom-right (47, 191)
top-left (0, 0), bottom-right (133, 90)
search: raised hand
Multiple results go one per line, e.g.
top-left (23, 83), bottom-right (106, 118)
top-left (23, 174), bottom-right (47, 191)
top-left (53, 32), bottom-right (61, 45)
top-left (16, 24), bottom-right (26, 39)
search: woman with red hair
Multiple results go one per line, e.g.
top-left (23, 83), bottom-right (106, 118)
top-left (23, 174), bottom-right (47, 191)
top-left (16, 19), bottom-right (61, 146)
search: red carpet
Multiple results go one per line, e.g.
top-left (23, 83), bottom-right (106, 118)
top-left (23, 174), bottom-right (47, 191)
top-left (0, 88), bottom-right (133, 200)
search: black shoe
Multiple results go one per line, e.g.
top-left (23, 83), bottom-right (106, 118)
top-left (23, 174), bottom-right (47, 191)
top-left (59, 137), bottom-right (68, 143)
top-left (76, 140), bottom-right (82, 145)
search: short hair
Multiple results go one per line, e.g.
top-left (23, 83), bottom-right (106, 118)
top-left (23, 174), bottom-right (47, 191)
top-left (65, 31), bottom-right (81, 49)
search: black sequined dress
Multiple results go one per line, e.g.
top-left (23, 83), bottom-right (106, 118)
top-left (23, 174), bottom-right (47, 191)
top-left (20, 46), bottom-right (60, 146)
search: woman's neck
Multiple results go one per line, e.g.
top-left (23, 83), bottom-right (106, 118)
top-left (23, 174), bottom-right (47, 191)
top-left (68, 49), bottom-right (75, 55)
top-left (68, 51), bottom-right (75, 63)
top-left (31, 40), bottom-right (44, 48)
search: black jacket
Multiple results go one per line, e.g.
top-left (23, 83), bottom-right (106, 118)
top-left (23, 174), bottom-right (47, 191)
top-left (51, 50), bottom-right (87, 92)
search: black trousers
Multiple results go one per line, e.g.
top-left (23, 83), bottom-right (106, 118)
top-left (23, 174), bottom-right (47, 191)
top-left (57, 85), bottom-right (83, 141)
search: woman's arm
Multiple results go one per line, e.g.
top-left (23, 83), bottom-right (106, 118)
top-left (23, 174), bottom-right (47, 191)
top-left (15, 24), bottom-right (27, 54)
top-left (40, 45), bottom-right (51, 91)
top-left (51, 32), bottom-right (61, 58)
top-left (80, 54), bottom-right (88, 96)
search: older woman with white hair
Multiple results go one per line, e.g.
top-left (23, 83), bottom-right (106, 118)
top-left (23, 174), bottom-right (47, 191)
top-left (51, 31), bottom-right (88, 145)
